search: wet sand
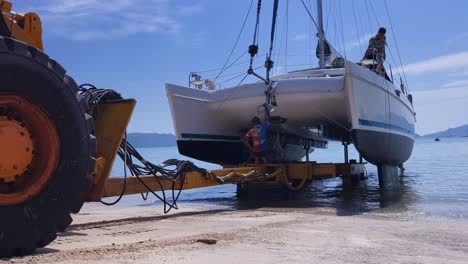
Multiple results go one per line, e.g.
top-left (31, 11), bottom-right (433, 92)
top-left (2, 201), bottom-right (468, 264)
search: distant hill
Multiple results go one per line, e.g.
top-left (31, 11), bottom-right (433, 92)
top-left (127, 133), bottom-right (176, 148)
top-left (422, 124), bottom-right (468, 138)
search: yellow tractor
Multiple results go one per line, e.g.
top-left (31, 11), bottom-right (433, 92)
top-left (0, 0), bottom-right (98, 256)
top-left (0, 1), bottom-right (365, 257)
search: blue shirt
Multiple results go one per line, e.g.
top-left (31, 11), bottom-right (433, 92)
top-left (255, 121), bottom-right (270, 152)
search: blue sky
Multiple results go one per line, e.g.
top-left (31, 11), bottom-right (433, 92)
top-left (16, 0), bottom-right (468, 135)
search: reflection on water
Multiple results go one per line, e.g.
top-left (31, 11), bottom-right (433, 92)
top-left (110, 137), bottom-right (468, 220)
top-left (232, 171), bottom-right (415, 216)
top-left (127, 172), bottom-right (415, 218)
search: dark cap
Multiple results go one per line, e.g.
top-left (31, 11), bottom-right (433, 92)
top-left (378, 27), bottom-right (387, 35)
top-left (251, 116), bottom-right (261, 125)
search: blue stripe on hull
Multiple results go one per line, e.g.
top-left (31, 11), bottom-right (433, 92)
top-left (181, 133), bottom-right (240, 141)
top-left (358, 119), bottom-right (414, 136)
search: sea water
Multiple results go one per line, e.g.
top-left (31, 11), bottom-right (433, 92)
top-left (105, 137), bottom-right (468, 220)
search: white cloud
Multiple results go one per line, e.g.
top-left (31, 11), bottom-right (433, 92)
top-left (442, 79), bottom-right (468, 89)
top-left (399, 50), bottom-right (468, 76)
top-left (178, 3), bottom-right (204, 16)
top-left (398, 51), bottom-right (468, 134)
top-left (28, 0), bottom-right (203, 41)
top-left (292, 33), bottom-right (309, 42)
top-left (345, 34), bottom-right (373, 51)
top-left (448, 67), bottom-right (468, 78)
top-left (445, 32), bottom-right (468, 44)
top-left (412, 86), bottom-right (468, 135)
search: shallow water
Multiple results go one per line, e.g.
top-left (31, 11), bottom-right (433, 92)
top-left (106, 137), bottom-right (468, 220)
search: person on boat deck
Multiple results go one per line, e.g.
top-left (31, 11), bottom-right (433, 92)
top-left (243, 116), bottom-right (270, 164)
top-left (363, 27), bottom-right (387, 76)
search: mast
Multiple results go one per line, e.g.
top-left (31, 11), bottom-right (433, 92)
top-left (317, 0), bottom-right (326, 68)
top-left (266, 0), bottom-right (280, 82)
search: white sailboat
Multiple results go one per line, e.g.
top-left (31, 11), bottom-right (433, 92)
top-left (166, 0), bottom-right (416, 182)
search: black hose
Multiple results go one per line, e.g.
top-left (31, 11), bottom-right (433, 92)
top-left (79, 85), bottom-right (210, 213)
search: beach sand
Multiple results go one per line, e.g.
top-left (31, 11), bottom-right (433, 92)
top-left (2, 201), bottom-right (468, 264)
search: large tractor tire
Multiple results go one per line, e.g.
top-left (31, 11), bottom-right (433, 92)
top-left (0, 37), bottom-right (96, 257)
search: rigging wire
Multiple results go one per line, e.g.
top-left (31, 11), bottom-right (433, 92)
top-left (337, 0), bottom-right (347, 59)
top-left (386, 43), bottom-right (403, 82)
top-left (222, 52), bottom-right (249, 74)
top-left (364, 0), bottom-right (376, 33)
top-left (383, 0), bottom-right (410, 92)
top-left (285, 0), bottom-right (289, 73)
top-left (367, 0), bottom-right (382, 26)
top-left (248, 0), bottom-right (263, 72)
top-left (355, 0), bottom-right (367, 39)
top-left (265, 0), bottom-right (280, 82)
top-left (300, 0), bottom-right (319, 32)
top-left (300, 0), bottom-right (344, 63)
top-left (217, 65), bottom-right (263, 86)
top-left (202, 52), bottom-right (249, 81)
top-left (273, 4), bottom-right (286, 74)
top-left (325, 0), bottom-right (332, 33)
top-left (309, 0), bottom-right (314, 66)
top-left (235, 73), bottom-right (249, 87)
top-left (213, 67), bottom-right (252, 81)
top-left (310, 0), bottom-right (317, 23)
top-left (192, 56), bottom-right (249, 74)
top-left (351, 0), bottom-right (364, 55)
top-left (330, 1), bottom-right (339, 55)
top-left (216, 71), bottom-right (248, 86)
top-left (213, 0), bottom-right (254, 84)
top-left (359, 0), bottom-right (402, 85)
top-left (301, 0), bottom-right (324, 67)
top-left (272, 0), bottom-right (287, 75)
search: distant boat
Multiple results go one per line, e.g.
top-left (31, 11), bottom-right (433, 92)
top-left (435, 137), bottom-right (440, 142)
top-left (166, 0), bottom-right (416, 173)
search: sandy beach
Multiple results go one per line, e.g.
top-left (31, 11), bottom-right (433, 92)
top-left (2, 200), bottom-right (468, 264)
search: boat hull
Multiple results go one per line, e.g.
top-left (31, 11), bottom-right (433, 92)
top-left (167, 62), bottom-right (415, 166)
top-left (346, 61), bottom-right (415, 165)
top-left (352, 129), bottom-right (414, 165)
top-left (178, 140), bottom-right (246, 164)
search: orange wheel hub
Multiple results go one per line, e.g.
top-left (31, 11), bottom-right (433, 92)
top-left (0, 117), bottom-right (34, 182)
top-left (0, 94), bottom-right (60, 205)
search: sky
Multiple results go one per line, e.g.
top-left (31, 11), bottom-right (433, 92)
top-left (15, 0), bottom-right (468, 135)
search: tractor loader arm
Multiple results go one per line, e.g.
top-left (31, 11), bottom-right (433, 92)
top-left (1, 0), bottom-right (43, 50)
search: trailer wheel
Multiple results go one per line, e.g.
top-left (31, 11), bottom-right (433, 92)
top-left (0, 37), bottom-right (95, 257)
